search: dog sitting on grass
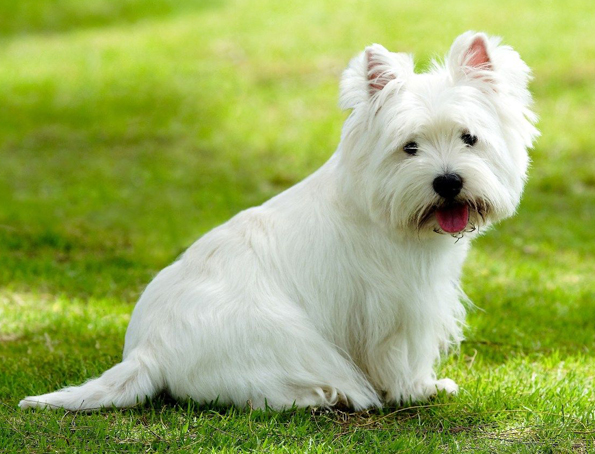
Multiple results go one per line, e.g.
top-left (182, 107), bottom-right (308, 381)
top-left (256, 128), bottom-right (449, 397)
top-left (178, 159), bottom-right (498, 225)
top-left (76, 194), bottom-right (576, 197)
top-left (20, 31), bottom-right (538, 411)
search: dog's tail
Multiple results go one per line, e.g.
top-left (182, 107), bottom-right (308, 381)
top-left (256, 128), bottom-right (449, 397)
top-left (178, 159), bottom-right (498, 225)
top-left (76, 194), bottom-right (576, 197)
top-left (19, 349), bottom-right (163, 411)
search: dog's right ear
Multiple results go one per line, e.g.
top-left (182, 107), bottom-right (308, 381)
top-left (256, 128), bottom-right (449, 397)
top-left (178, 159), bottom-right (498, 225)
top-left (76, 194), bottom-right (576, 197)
top-left (365, 44), bottom-right (399, 96)
top-left (339, 44), bottom-right (413, 110)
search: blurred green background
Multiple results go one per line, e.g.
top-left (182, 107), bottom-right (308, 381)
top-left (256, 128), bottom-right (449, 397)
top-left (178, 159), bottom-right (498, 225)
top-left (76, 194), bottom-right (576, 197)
top-left (1, 0), bottom-right (594, 451)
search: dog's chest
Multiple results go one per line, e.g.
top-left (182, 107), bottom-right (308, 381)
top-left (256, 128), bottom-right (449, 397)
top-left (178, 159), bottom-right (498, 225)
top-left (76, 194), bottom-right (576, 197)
top-left (293, 228), bottom-right (467, 345)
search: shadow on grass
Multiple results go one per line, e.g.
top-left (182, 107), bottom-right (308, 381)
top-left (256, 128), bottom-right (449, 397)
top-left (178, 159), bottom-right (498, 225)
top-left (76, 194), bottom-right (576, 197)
top-left (5, 394), bottom-right (589, 453)
top-left (0, 227), bottom-right (156, 301)
top-left (0, 0), bottom-right (224, 38)
top-left (1, 394), bottom-right (457, 449)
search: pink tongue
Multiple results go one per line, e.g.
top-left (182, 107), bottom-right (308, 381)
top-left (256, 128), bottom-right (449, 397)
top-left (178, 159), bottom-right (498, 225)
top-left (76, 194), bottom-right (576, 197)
top-left (436, 204), bottom-right (469, 233)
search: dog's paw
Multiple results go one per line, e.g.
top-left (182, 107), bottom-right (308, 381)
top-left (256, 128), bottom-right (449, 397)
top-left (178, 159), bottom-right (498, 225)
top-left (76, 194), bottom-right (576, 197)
top-left (387, 378), bottom-right (459, 403)
top-left (433, 378), bottom-right (459, 395)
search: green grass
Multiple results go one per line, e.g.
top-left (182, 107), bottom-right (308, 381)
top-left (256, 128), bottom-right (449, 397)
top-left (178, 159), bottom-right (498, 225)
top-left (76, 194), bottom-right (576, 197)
top-left (1, 0), bottom-right (595, 452)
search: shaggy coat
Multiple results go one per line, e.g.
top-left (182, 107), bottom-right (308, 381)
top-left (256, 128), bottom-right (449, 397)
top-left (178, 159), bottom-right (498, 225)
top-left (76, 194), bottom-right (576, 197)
top-left (20, 31), bottom-right (538, 411)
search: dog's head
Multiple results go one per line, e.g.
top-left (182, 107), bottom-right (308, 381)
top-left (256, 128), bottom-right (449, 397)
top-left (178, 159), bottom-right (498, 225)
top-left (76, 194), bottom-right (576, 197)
top-left (337, 32), bottom-right (539, 238)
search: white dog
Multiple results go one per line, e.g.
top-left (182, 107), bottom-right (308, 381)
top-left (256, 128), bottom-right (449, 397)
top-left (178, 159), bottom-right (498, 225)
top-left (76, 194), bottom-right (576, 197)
top-left (20, 31), bottom-right (538, 411)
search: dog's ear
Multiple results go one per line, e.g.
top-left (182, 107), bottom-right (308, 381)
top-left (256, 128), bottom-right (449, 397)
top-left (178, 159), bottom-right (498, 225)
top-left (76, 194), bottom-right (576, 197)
top-left (447, 31), bottom-right (534, 97)
top-left (447, 32), bottom-right (494, 83)
top-left (448, 31), bottom-right (538, 146)
top-left (339, 44), bottom-right (413, 110)
top-left (365, 44), bottom-right (399, 96)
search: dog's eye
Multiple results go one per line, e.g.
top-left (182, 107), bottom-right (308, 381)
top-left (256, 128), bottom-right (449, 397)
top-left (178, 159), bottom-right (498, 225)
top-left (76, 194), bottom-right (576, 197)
top-left (461, 133), bottom-right (478, 147)
top-left (403, 142), bottom-right (418, 155)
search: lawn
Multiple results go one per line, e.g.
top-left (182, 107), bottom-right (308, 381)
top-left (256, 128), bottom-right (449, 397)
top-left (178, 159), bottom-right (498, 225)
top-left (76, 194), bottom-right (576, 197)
top-left (1, 0), bottom-right (595, 452)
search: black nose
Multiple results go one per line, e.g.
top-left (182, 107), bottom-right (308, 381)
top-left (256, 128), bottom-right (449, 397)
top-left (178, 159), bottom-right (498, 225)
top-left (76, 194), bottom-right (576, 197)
top-left (433, 173), bottom-right (463, 199)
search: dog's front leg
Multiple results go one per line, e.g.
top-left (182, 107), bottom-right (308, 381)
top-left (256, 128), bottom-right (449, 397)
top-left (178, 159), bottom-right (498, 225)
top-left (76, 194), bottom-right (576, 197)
top-left (367, 327), bottom-right (459, 405)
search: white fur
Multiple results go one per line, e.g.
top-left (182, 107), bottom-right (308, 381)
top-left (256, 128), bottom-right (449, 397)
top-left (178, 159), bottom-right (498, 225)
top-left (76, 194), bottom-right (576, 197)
top-left (20, 32), bottom-right (538, 411)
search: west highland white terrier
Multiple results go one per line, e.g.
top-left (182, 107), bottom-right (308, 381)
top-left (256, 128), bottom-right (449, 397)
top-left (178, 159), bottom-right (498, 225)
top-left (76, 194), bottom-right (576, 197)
top-left (20, 31), bottom-right (538, 411)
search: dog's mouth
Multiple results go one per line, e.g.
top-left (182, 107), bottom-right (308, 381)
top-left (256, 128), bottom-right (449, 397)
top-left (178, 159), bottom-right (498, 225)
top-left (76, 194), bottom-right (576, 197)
top-left (435, 203), bottom-right (469, 234)
top-left (413, 199), bottom-right (490, 237)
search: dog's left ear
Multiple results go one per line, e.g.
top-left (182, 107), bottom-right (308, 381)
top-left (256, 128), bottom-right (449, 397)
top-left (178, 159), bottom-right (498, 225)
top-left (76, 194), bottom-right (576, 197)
top-left (448, 31), bottom-right (538, 145)
top-left (447, 32), bottom-right (494, 84)
top-left (447, 31), bottom-right (534, 98)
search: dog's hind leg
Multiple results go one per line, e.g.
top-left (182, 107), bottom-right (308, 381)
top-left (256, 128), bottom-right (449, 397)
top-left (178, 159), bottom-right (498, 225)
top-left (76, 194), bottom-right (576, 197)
top-left (153, 279), bottom-right (381, 410)
top-left (162, 311), bottom-right (382, 411)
